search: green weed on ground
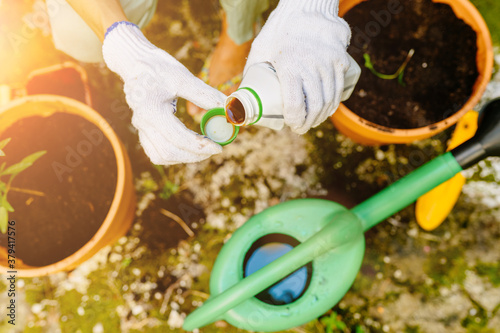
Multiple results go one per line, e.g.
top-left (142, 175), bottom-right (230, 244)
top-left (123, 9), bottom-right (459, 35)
top-left (470, 0), bottom-right (500, 46)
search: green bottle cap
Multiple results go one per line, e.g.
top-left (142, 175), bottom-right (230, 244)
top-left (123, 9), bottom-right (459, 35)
top-left (200, 108), bottom-right (239, 146)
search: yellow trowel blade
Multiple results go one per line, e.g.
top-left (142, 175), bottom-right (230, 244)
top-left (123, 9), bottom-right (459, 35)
top-left (416, 110), bottom-right (478, 231)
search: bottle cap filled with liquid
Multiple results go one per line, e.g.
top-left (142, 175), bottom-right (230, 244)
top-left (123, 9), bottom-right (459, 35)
top-left (200, 108), bottom-right (239, 146)
top-left (224, 55), bottom-right (361, 131)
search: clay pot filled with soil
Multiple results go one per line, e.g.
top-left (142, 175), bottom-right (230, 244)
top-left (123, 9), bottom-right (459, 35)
top-left (331, 0), bottom-right (493, 145)
top-left (0, 95), bottom-right (135, 277)
top-left (26, 62), bottom-right (92, 107)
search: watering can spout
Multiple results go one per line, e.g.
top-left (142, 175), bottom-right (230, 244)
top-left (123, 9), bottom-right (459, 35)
top-left (452, 98), bottom-right (500, 169)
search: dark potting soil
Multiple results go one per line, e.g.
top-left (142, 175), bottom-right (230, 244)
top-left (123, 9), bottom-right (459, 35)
top-left (343, 0), bottom-right (479, 129)
top-left (0, 113), bottom-right (117, 266)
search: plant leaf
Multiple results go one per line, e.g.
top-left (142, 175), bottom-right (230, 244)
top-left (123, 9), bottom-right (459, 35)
top-left (1, 161), bottom-right (32, 176)
top-left (2, 199), bottom-right (14, 212)
top-left (1, 150), bottom-right (46, 176)
top-left (364, 53), bottom-right (399, 80)
top-left (20, 150), bottom-right (47, 165)
top-left (364, 49), bottom-right (414, 83)
top-left (0, 138), bottom-right (11, 150)
top-left (0, 206), bottom-right (7, 233)
top-left (398, 70), bottom-right (406, 87)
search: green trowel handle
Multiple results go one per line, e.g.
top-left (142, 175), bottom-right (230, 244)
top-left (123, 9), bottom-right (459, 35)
top-left (352, 152), bottom-right (462, 231)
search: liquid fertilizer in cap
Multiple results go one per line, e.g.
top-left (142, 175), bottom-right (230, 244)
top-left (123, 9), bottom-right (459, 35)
top-left (224, 55), bottom-right (361, 130)
top-left (200, 108), bottom-right (239, 146)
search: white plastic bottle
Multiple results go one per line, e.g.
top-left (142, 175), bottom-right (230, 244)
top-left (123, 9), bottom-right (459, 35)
top-left (224, 55), bottom-right (361, 131)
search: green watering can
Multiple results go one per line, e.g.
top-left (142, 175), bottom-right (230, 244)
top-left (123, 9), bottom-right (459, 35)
top-left (183, 98), bottom-right (500, 332)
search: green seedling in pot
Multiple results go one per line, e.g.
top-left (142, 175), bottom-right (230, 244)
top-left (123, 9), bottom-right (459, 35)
top-left (0, 137), bottom-right (46, 233)
top-left (364, 49), bottom-right (415, 86)
top-left (183, 97), bottom-right (500, 332)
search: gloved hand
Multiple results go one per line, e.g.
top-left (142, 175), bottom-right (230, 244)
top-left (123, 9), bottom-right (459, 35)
top-left (102, 22), bottom-right (225, 165)
top-left (245, 0), bottom-right (351, 135)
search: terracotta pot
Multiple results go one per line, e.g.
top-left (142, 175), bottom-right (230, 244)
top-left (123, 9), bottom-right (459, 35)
top-left (0, 95), bottom-right (136, 277)
top-left (26, 61), bottom-right (93, 107)
top-left (331, 0), bottom-right (493, 145)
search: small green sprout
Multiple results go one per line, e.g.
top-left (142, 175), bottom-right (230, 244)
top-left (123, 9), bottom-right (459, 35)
top-left (154, 164), bottom-right (180, 200)
top-left (0, 137), bottom-right (46, 233)
top-left (320, 311), bottom-right (347, 333)
top-left (159, 180), bottom-right (179, 200)
top-left (364, 49), bottom-right (415, 86)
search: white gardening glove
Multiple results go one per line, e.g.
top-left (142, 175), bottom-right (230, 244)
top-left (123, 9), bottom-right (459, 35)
top-left (102, 22), bottom-right (225, 165)
top-left (245, 0), bottom-right (351, 134)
